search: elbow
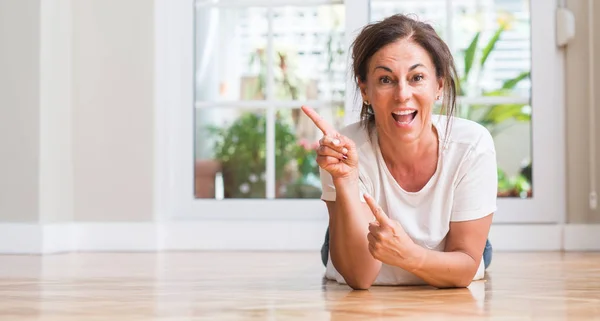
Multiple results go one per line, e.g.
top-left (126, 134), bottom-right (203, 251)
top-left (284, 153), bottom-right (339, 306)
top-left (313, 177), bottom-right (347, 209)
top-left (346, 278), bottom-right (374, 290)
top-left (449, 278), bottom-right (472, 288)
top-left (340, 267), bottom-right (379, 290)
top-left (435, 258), bottom-right (480, 288)
top-left (436, 273), bottom-right (475, 289)
top-left (331, 257), bottom-right (379, 290)
top-left (342, 273), bottom-right (376, 290)
top-left (434, 279), bottom-right (471, 289)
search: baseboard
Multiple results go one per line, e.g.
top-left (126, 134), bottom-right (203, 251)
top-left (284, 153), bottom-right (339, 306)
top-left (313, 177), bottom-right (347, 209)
top-left (564, 224), bottom-right (600, 250)
top-left (0, 223), bottom-right (156, 254)
top-left (74, 222), bottom-right (157, 251)
top-left (0, 222), bottom-right (597, 254)
top-left (488, 224), bottom-right (563, 251)
top-left (159, 221), bottom-right (327, 251)
top-left (0, 224), bottom-right (43, 254)
top-left (43, 223), bottom-right (74, 253)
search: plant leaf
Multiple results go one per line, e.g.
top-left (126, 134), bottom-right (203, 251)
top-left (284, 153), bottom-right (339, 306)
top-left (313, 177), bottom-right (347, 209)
top-left (480, 24), bottom-right (506, 68)
top-left (480, 104), bottom-right (530, 125)
top-left (482, 71), bottom-right (530, 97)
top-left (464, 32), bottom-right (480, 81)
top-left (502, 71), bottom-right (530, 90)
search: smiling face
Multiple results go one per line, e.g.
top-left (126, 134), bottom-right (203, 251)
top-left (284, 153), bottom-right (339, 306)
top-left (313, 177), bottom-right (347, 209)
top-left (359, 38), bottom-right (443, 144)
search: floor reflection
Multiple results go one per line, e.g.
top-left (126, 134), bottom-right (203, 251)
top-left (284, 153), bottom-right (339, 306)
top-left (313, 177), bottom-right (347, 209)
top-left (322, 274), bottom-right (491, 320)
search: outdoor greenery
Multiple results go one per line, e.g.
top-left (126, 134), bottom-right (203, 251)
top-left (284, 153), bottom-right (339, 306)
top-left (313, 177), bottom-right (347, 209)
top-left (455, 18), bottom-right (532, 197)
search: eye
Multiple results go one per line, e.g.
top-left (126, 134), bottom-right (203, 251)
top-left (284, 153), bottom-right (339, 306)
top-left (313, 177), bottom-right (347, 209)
top-left (412, 74), bottom-right (424, 82)
top-left (379, 76), bottom-right (392, 84)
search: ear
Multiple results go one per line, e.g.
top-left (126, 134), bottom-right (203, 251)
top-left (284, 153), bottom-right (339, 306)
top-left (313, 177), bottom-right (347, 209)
top-left (358, 79), bottom-right (369, 101)
top-left (436, 77), bottom-right (444, 98)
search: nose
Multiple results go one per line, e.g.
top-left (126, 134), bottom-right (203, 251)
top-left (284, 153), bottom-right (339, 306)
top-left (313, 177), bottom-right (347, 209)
top-left (394, 81), bottom-right (411, 102)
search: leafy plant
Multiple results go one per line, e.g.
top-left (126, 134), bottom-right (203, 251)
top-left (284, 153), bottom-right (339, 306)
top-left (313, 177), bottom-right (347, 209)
top-left (280, 139), bottom-right (323, 199)
top-left (498, 166), bottom-right (532, 198)
top-left (458, 19), bottom-right (531, 134)
top-left (456, 17), bottom-right (533, 197)
top-left (207, 112), bottom-right (297, 198)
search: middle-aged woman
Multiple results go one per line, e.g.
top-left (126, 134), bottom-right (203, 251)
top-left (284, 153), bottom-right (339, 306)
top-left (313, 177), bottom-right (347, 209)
top-left (301, 14), bottom-right (497, 290)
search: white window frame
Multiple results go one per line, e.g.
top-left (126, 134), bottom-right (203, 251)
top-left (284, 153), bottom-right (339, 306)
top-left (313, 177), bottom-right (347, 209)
top-left (155, 0), bottom-right (566, 226)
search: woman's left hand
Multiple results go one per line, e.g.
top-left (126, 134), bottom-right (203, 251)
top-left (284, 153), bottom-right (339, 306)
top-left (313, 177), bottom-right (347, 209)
top-left (364, 194), bottom-right (423, 269)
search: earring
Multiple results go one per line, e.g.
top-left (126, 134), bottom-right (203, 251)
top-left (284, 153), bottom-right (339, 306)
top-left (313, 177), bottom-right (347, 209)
top-left (364, 100), bottom-right (370, 106)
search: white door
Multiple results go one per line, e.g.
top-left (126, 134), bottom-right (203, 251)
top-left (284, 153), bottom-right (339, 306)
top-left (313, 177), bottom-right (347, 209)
top-left (156, 0), bottom-right (565, 236)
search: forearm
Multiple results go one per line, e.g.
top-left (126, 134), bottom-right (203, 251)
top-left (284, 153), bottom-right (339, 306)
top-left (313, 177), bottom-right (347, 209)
top-left (328, 177), bottom-right (381, 289)
top-left (405, 246), bottom-right (480, 288)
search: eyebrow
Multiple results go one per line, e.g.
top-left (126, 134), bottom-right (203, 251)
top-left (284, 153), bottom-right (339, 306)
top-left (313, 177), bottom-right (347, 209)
top-left (374, 63), bottom-right (425, 73)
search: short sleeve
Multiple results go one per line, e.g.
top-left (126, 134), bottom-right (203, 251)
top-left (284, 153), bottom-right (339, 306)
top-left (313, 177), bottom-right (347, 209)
top-left (319, 167), bottom-right (370, 203)
top-left (451, 133), bottom-right (498, 222)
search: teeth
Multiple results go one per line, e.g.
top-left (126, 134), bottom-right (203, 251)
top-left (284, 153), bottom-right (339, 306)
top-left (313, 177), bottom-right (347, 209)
top-left (392, 110), bottom-right (416, 115)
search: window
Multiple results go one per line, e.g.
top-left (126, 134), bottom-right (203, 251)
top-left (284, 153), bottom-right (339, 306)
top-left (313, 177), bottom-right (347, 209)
top-left (159, 0), bottom-right (565, 224)
top-left (193, 1), bottom-right (346, 200)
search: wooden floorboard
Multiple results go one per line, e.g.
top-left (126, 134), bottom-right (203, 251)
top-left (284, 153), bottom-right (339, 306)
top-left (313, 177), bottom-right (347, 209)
top-left (0, 252), bottom-right (599, 320)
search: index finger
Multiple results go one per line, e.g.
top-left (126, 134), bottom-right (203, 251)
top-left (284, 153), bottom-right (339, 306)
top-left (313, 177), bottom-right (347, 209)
top-left (364, 193), bottom-right (390, 225)
top-left (301, 105), bottom-right (337, 136)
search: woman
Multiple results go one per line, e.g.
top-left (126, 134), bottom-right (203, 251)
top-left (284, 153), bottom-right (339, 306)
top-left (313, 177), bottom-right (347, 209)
top-left (301, 14), bottom-right (496, 290)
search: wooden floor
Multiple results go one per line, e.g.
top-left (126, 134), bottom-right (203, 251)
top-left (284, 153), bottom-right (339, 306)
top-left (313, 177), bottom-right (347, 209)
top-left (0, 252), bottom-right (599, 320)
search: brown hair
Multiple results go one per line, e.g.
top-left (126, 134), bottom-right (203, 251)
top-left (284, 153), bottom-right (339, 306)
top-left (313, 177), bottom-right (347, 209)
top-left (351, 14), bottom-right (458, 138)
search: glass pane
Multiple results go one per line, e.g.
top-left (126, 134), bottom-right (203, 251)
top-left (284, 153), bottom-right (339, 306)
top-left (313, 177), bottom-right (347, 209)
top-left (271, 5), bottom-right (346, 102)
top-left (452, 0), bottom-right (531, 98)
top-left (194, 5), bottom-right (268, 102)
top-left (370, 0), bottom-right (448, 40)
top-left (194, 108), bottom-right (267, 199)
top-left (275, 106), bottom-right (346, 199)
top-left (458, 103), bottom-right (532, 198)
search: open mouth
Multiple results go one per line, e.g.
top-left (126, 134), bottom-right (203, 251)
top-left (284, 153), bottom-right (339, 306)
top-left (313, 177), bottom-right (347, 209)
top-left (391, 110), bottom-right (418, 125)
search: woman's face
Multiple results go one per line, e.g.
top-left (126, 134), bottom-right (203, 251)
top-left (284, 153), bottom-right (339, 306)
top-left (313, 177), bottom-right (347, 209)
top-left (359, 38), bottom-right (442, 144)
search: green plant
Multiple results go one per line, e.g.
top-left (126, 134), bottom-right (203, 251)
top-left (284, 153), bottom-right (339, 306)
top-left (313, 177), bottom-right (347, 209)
top-left (456, 17), bottom-right (533, 197)
top-left (207, 112), bottom-right (297, 198)
top-left (458, 19), bottom-right (531, 134)
top-left (280, 139), bottom-right (323, 199)
top-left (294, 139), bottom-right (320, 178)
top-left (497, 166), bottom-right (532, 198)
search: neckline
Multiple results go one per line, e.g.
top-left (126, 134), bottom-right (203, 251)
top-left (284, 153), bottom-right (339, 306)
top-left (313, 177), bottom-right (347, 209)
top-left (373, 119), bottom-right (444, 195)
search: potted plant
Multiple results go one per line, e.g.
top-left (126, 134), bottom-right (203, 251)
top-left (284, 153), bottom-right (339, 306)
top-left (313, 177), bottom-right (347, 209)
top-left (206, 111), bottom-right (299, 198)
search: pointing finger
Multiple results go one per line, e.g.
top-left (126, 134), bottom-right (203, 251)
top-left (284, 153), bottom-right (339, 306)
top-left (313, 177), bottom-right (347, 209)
top-left (301, 105), bottom-right (337, 136)
top-left (364, 193), bottom-right (390, 226)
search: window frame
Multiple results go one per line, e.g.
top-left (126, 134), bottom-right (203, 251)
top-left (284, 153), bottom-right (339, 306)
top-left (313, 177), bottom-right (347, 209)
top-left (155, 0), bottom-right (566, 224)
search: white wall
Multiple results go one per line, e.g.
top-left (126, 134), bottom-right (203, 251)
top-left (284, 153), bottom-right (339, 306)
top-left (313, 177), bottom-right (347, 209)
top-left (0, 0), bottom-right (41, 222)
top-left (71, 0), bottom-right (154, 221)
top-left (39, 0), bottom-right (73, 223)
top-left (0, 0), bottom-right (154, 223)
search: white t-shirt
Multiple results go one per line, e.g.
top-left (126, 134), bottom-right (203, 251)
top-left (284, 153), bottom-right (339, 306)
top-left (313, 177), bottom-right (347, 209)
top-left (320, 114), bottom-right (498, 286)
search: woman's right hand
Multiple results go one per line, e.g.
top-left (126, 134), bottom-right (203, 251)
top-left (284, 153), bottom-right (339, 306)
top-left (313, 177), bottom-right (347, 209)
top-left (301, 105), bottom-right (358, 181)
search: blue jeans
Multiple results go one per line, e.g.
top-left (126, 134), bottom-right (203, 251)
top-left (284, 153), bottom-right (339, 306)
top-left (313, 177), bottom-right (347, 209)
top-left (320, 227), bottom-right (493, 269)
